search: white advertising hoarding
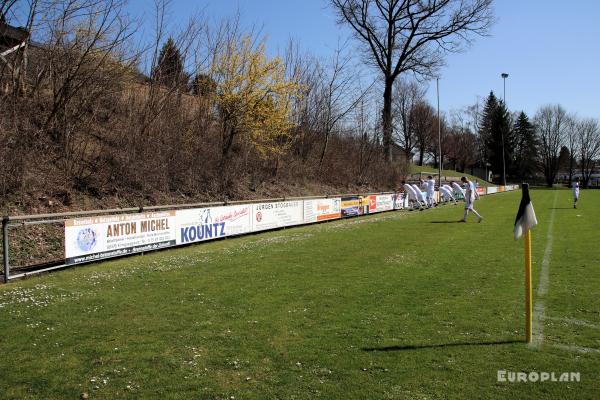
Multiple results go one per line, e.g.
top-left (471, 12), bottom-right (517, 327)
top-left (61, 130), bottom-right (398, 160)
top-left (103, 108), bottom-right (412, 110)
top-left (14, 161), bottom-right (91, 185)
top-left (393, 193), bottom-right (407, 209)
top-left (251, 201), bottom-right (304, 231)
top-left (367, 194), bottom-right (395, 213)
top-left (176, 205), bottom-right (251, 245)
top-left (65, 211), bottom-right (176, 264)
top-left (303, 198), bottom-right (342, 223)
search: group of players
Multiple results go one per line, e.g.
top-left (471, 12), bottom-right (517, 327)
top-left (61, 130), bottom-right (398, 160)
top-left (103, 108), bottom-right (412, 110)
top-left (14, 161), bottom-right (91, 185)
top-left (400, 175), bottom-right (582, 221)
top-left (401, 175), bottom-right (483, 222)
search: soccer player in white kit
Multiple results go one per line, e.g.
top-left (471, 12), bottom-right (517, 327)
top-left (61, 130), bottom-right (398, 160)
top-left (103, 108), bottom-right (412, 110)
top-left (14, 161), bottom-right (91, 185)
top-left (402, 181), bottom-right (422, 210)
top-left (473, 180), bottom-right (480, 200)
top-left (451, 181), bottom-right (465, 199)
top-left (419, 179), bottom-right (429, 206)
top-left (460, 176), bottom-right (482, 222)
top-left (412, 184), bottom-right (428, 207)
top-left (572, 177), bottom-right (580, 208)
top-left (439, 186), bottom-right (457, 204)
top-left (426, 175), bottom-right (436, 207)
top-left (442, 184), bottom-right (454, 196)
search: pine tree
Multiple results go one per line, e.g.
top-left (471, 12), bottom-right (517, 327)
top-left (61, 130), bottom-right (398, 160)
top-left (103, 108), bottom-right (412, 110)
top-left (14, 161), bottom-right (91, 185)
top-left (152, 37), bottom-right (186, 88)
top-left (513, 111), bottom-right (538, 179)
top-left (190, 73), bottom-right (217, 97)
top-left (480, 92), bottom-right (513, 183)
top-left (557, 146), bottom-right (570, 172)
top-left (478, 92), bottom-right (498, 168)
top-left (489, 101), bottom-right (513, 184)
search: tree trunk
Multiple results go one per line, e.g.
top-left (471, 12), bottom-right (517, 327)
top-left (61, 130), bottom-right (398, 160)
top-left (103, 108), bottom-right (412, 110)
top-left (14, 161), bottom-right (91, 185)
top-left (318, 128), bottom-right (330, 168)
top-left (545, 164), bottom-right (554, 187)
top-left (222, 122), bottom-right (236, 159)
top-left (568, 155), bottom-right (574, 185)
top-left (418, 146), bottom-right (425, 166)
top-left (403, 148), bottom-right (412, 163)
top-left (382, 78), bottom-right (393, 162)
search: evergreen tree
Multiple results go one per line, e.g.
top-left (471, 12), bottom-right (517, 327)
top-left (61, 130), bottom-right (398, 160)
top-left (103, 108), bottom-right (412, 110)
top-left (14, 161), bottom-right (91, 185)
top-left (152, 37), bottom-right (186, 88)
top-left (557, 146), bottom-right (570, 173)
top-left (513, 111), bottom-right (538, 179)
top-left (478, 92), bottom-right (498, 169)
top-left (480, 92), bottom-right (513, 184)
top-left (491, 101), bottom-right (513, 184)
top-left (190, 73), bottom-right (217, 97)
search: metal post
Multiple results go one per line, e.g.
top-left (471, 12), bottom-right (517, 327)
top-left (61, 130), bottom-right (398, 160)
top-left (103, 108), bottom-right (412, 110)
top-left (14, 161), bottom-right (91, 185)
top-left (501, 73), bottom-right (509, 187)
top-left (437, 77), bottom-right (442, 191)
top-left (3, 216), bottom-right (9, 283)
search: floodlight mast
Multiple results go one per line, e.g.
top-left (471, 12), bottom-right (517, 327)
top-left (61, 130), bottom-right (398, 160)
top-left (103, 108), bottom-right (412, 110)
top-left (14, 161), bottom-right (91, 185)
top-left (437, 77), bottom-right (441, 192)
top-left (500, 73), bottom-right (509, 186)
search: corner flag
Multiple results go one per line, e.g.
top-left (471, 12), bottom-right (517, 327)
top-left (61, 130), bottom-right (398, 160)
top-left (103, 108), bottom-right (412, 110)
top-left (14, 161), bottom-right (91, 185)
top-left (514, 183), bottom-right (537, 343)
top-left (514, 184), bottom-right (537, 240)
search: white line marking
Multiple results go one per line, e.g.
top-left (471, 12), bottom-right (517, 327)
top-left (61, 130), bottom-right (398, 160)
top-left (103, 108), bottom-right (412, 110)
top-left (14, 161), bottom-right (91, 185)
top-left (530, 191), bottom-right (558, 348)
top-left (544, 316), bottom-right (600, 330)
top-left (552, 344), bottom-right (600, 354)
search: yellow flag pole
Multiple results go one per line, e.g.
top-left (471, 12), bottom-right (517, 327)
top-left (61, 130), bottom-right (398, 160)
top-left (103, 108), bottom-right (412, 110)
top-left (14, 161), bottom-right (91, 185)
top-left (524, 229), bottom-right (533, 343)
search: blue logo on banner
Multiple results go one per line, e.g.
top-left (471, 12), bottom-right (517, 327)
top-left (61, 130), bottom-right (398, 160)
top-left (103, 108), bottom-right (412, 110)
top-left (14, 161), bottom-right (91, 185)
top-left (180, 222), bottom-right (226, 243)
top-left (77, 228), bottom-right (97, 252)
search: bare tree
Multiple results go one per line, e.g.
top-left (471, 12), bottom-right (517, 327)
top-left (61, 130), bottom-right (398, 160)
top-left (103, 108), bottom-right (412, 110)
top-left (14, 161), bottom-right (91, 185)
top-left (286, 45), bottom-right (323, 163)
top-left (563, 114), bottom-right (579, 184)
top-left (353, 96), bottom-right (380, 183)
top-left (329, 0), bottom-right (494, 161)
top-left (411, 100), bottom-right (435, 165)
top-left (447, 109), bottom-right (477, 172)
top-left (577, 118), bottom-right (600, 188)
top-left (392, 78), bottom-right (425, 162)
top-left (315, 42), bottom-right (373, 168)
top-left (534, 104), bottom-right (566, 187)
top-left (427, 112), bottom-right (450, 169)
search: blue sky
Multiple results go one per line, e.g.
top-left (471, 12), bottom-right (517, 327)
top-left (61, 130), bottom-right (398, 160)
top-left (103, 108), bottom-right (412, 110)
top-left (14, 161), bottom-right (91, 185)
top-left (128, 0), bottom-right (600, 120)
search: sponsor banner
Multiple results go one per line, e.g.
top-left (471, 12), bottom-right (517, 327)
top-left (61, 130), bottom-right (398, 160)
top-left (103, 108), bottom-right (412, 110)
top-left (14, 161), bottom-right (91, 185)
top-left (393, 192), bottom-right (407, 209)
top-left (498, 185), bottom-right (505, 193)
top-left (341, 196), bottom-right (369, 217)
top-left (65, 211), bottom-right (176, 264)
top-left (368, 194), bottom-right (395, 213)
top-left (476, 187), bottom-right (485, 196)
top-left (487, 186), bottom-right (498, 194)
top-left (303, 198), bottom-right (341, 223)
top-left (176, 205), bottom-right (251, 245)
top-left (251, 200), bottom-right (304, 231)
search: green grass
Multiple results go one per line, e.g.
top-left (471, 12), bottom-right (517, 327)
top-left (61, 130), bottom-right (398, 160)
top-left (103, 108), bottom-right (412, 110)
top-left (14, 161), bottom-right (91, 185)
top-left (410, 164), bottom-right (492, 186)
top-left (1, 190), bottom-right (599, 399)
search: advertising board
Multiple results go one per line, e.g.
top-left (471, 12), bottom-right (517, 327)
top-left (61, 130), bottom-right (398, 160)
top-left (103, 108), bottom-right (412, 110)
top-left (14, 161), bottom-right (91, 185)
top-left (368, 194), bottom-right (395, 213)
top-left (65, 211), bottom-right (176, 264)
top-left (303, 198), bottom-right (342, 223)
top-left (341, 196), bottom-right (369, 217)
top-left (176, 205), bottom-right (251, 245)
top-left (251, 201), bottom-right (304, 231)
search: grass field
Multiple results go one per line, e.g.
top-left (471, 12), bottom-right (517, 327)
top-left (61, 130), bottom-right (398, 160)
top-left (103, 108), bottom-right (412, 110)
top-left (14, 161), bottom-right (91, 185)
top-left (1, 189), bottom-right (599, 399)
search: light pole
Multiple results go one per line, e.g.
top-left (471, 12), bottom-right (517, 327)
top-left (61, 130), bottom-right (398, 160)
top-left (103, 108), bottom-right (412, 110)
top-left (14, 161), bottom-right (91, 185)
top-left (437, 77), bottom-right (442, 191)
top-left (500, 73), bottom-right (509, 186)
